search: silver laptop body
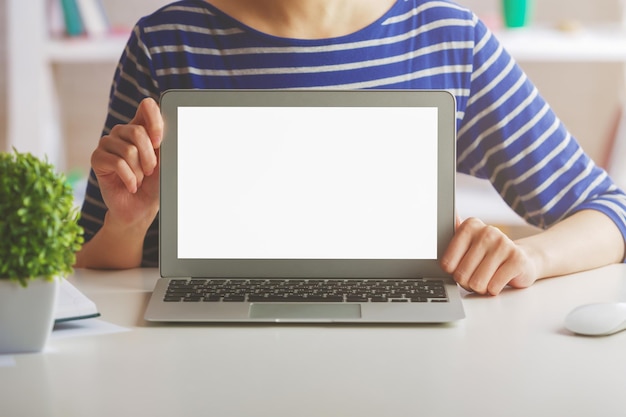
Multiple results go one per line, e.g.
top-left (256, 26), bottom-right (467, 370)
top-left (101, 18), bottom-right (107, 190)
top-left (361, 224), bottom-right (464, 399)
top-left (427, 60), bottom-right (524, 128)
top-left (145, 89), bottom-right (465, 323)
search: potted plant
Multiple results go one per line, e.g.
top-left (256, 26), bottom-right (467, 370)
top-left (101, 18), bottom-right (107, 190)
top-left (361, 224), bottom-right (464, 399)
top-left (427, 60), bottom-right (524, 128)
top-left (0, 149), bottom-right (83, 354)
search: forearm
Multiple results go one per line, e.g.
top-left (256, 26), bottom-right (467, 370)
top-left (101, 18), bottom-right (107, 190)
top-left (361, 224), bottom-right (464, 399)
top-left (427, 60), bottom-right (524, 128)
top-left (516, 209), bottom-right (625, 280)
top-left (74, 212), bottom-right (153, 270)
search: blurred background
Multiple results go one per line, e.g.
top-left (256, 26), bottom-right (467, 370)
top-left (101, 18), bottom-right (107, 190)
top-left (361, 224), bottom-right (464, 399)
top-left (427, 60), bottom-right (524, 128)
top-left (1, 0), bottom-right (626, 231)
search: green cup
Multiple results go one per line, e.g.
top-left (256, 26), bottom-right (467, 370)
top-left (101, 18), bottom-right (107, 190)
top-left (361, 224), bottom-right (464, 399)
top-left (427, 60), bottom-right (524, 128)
top-left (502, 0), bottom-right (532, 28)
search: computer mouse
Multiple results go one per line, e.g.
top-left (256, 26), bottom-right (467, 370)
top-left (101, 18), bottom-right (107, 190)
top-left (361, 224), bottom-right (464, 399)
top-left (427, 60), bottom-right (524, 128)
top-left (564, 302), bottom-right (626, 336)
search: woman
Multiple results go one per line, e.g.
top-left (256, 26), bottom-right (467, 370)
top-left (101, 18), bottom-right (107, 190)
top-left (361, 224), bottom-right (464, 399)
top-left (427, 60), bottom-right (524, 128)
top-left (75, 0), bottom-right (626, 295)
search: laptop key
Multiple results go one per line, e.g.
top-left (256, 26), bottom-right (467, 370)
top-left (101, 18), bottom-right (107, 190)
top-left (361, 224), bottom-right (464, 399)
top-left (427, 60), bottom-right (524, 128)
top-left (247, 295), bottom-right (289, 302)
top-left (223, 295), bottom-right (246, 302)
top-left (346, 296), bottom-right (368, 302)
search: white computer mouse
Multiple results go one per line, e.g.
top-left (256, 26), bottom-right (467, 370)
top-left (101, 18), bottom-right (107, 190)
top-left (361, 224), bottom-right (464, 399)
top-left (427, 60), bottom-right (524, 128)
top-left (564, 302), bottom-right (626, 336)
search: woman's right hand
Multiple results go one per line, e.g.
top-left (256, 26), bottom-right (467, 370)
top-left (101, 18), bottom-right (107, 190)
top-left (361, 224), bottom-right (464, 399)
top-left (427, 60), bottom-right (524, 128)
top-left (90, 97), bottom-right (163, 230)
top-left (75, 97), bottom-right (163, 269)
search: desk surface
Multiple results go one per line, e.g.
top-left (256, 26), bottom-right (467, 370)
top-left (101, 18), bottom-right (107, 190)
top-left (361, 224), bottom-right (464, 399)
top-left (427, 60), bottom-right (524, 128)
top-left (2, 266), bottom-right (626, 417)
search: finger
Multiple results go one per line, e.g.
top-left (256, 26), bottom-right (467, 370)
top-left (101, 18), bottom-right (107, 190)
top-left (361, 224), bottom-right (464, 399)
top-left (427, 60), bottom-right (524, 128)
top-left (441, 217), bottom-right (483, 274)
top-left (492, 249), bottom-right (535, 292)
top-left (99, 130), bottom-right (150, 183)
top-left (487, 261), bottom-right (519, 295)
top-left (91, 147), bottom-right (140, 194)
top-left (444, 219), bottom-right (511, 294)
top-left (453, 237), bottom-right (489, 292)
top-left (130, 97), bottom-right (164, 149)
top-left (108, 123), bottom-right (157, 176)
top-left (139, 147), bottom-right (161, 192)
top-left (466, 235), bottom-right (512, 294)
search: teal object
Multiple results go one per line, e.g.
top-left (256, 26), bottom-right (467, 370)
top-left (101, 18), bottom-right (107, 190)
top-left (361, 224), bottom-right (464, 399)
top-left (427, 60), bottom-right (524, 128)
top-left (60, 0), bottom-right (84, 36)
top-left (502, 0), bottom-right (532, 28)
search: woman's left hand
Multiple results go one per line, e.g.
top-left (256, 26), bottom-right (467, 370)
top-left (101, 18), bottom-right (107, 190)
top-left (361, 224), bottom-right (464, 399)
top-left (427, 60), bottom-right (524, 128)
top-left (440, 217), bottom-right (539, 295)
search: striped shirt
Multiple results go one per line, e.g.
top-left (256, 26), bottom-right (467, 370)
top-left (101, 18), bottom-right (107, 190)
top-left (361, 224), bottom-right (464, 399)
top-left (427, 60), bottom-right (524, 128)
top-left (79, 0), bottom-right (626, 267)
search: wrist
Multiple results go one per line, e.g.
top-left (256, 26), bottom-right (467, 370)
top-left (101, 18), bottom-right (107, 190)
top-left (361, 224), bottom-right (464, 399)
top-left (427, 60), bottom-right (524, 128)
top-left (103, 209), bottom-right (157, 237)
top-left (515, 237), bottom-right (548, 280)
top-left (74, 211), bottom-right (155, 270)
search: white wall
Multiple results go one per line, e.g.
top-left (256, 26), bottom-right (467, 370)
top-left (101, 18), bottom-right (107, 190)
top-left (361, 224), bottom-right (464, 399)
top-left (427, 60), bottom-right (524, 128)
top-left (0, 0), bottom-right (7, 153)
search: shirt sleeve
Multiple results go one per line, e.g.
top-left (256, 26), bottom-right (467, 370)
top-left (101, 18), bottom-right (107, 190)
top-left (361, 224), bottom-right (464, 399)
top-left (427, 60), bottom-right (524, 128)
top-left (78, 20), bottom-right (161, 267)
top-left (456, 16), bottom-right (626, 251)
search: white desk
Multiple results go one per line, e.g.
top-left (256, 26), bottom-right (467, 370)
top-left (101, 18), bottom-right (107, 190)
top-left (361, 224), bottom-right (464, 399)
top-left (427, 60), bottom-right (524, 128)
top-left (2, 266), bottom-right (626, 417)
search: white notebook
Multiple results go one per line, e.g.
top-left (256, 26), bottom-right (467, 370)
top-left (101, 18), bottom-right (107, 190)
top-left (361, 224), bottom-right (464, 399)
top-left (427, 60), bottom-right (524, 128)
top-left (54, 279), bottom-right (100, 323)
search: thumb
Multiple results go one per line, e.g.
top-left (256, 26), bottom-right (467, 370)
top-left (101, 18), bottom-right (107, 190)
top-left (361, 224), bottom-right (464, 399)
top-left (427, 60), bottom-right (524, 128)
top-left (131, 97), bottom-right (164, 149)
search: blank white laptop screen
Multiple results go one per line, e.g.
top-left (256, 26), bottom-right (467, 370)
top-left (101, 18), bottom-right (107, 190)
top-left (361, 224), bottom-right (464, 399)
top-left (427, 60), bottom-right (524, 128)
top-left (177, 106), bottom-right (438, 260)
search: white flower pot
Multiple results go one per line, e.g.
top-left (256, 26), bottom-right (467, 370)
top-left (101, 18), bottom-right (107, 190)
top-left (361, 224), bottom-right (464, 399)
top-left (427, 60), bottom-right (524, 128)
top-left (0, 278), bottom-right (59, 354)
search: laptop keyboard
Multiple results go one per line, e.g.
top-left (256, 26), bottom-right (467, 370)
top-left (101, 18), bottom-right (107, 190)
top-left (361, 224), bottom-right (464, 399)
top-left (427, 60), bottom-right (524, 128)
top-left (163, 278), bottom-right (448, 303)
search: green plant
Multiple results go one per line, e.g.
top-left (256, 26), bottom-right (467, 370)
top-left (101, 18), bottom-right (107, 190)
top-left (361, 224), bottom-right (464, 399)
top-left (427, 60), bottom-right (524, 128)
top-left (0, 149), bottom-right (84, 286)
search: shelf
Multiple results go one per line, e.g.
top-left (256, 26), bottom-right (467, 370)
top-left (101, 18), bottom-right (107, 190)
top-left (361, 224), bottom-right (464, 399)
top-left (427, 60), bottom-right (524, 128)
top-left (496, 25), bottom-right (626, 62)
top-left (47, 33), bottom-right (129, 63)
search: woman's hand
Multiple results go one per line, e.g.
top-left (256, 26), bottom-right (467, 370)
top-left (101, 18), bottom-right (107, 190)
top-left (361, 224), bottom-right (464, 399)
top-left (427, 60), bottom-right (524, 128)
top-left (440, 217), bottom-right (539, 295)
top-left (75, 97), bottom-right (163, 269)
top-left (90, 97), bottom-right (163, 229)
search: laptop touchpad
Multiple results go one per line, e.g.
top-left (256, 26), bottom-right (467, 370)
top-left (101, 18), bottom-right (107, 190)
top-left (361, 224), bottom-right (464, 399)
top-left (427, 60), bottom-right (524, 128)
top-left (249, 304), bottom-right (361, 320)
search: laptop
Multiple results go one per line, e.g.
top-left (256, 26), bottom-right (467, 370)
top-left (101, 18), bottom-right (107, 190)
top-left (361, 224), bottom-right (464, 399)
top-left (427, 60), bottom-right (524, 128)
top-left (144, 89), bottom-right (465, 323)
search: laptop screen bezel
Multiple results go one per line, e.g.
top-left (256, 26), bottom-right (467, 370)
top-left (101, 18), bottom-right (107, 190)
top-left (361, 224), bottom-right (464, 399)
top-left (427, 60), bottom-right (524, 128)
top-left (159, 89), bottom-right (456, 278)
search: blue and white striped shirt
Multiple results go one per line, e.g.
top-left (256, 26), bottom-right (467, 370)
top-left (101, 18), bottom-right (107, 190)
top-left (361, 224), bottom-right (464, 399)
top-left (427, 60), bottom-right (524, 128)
top-left (79, 0), bottom-right (626, 266)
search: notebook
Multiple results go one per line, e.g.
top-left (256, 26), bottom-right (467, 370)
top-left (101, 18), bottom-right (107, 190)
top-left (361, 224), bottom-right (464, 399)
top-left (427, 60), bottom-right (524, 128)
top-left (55, 279), bottom-right (100, 324)
top-left (144, 89), bottom-right (465, 323)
